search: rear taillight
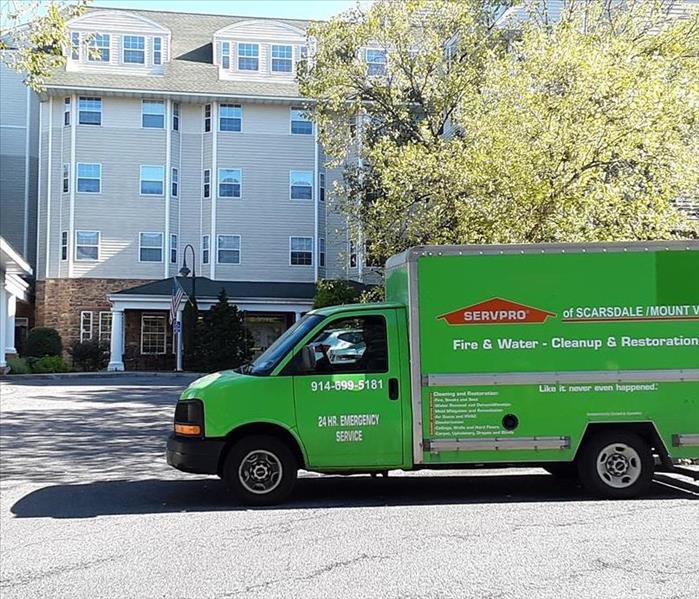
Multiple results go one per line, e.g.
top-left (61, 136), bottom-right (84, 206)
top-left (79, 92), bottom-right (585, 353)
top-left (174, 399), bottom-right (204, 437)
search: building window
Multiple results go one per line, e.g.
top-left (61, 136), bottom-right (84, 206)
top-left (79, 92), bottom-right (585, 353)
top-left (272, 44), bottom-right (292, 72)
top-left (78, 96), bottom-right (101, 125)
top-left (219, 104), bottom-right (242, 132)
top-left (290, 107), bottom-right (312, 135)
top-left (171, 168), bottom-right (178, 197)
top-left (153, 36), bottom-right (162, 65)
top-left (290, 237), bottom-right (313, 266)
top-left (70, 31), bottom-right (80, 60)
top-left (366, 49), bottom-right (387, 76)
top-left (141, 315), bottom-right (166, 354)
top-left (320, 172), bottom-right (326, 202)
top-left (123, 35), bottom-right (145, 64)
top-left (139, 232), bottom-right (163, 262)
top-left (142, 100), bottom-right (165, 128)
top-left (76, 230), bottom-right (99, 261)
top-left (349, 240), bottom-right (357, 268)
top-left (172, 102), bottom-right (179, 130)
top-left (80, 311), bottom-right (93, 342)
top-left (77, 163), bottom-right (101, 193)
top-left (319, 237), bottom-right (326, 267)
top-left (217, 235), bottom-right (241, 264)
top-left (64, 97), bottom-right (70, 126)
top-left (61, 231), bottom-right (68, 261)
top-left (204, 104), bottom-right (211, 132)
top-left (238, 43), bottom-right (259, 71)
top-left (88, 33), bottom-right (110, 62)
top-left (203, 169), bottom-right (211, 198)
top-left (218, 168), bottom-right (241, 198)
top-left (140, 165), bottom-right (164, 195)
top-left (99, 311), bottom-right (112, 343)
top-left (170, 234), bottom-right (177, 263)
top-left (221, 41), bottom-right (230, 69)
top-left (290, 170), bottom-right (313, 200)
top-left (62, 163), bottom-right (69, 193)
top-left (202, 235), bottom-right (210, 264)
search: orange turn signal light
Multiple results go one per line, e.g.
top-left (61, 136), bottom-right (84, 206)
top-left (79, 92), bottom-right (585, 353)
top-left (175, 423), bottom-right (201, 436)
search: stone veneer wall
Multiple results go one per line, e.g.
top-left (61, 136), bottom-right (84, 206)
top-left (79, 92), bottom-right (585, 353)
top-left (35, 278), bottom-right (155, 353)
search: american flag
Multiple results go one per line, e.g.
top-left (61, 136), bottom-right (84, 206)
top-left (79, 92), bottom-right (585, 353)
top-left (169, 277), bottom-right (187, 325)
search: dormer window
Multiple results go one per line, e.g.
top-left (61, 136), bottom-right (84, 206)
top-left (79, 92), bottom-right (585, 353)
top-left (123, 35), bottom-right (145, 64)
top-left (88, 33), bottom-right (110, 62)
top-left (70, 32), bottom-right (80, 59)
top-left (238, 43), bottom-right (259, 71)
top-left (221, 42), bottom-right (231, 69)
top-left (366, 49), bottom-right (387, 76)
top-left (271, 45), bottom-right (293, 73)
top-left (153, 37), bottom-right (162, 65)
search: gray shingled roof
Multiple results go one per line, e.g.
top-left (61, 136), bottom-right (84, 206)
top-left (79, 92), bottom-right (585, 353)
top-left (45, 8), bottom-right (314, 99)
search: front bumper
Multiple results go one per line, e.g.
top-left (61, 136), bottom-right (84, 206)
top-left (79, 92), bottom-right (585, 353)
top-left (166, 433), bottom-right (226, 475)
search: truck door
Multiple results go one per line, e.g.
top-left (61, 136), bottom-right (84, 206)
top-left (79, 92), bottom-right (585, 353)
top-left (288, 310), bottom-right (404, 469)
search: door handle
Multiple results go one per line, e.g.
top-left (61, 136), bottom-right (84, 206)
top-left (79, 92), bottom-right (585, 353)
top-left (388, 378), bottom-right (399, 400)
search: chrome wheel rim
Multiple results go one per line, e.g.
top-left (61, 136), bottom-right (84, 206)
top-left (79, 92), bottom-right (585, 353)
top-left (596, 443), bottom-right (642, 489)
top-left (238, 450), bottom-right (283, 495)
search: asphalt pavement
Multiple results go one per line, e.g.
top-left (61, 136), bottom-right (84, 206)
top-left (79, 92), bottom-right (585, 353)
top-left (1, 374), bottom-right (697, 599)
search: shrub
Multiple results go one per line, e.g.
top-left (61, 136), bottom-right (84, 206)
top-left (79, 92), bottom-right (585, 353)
top-left (313, 279), bottom-right (360, 308)
top-left (31, 355), bottom-right (70, 374)
top-left (69, 340), bottom-right (109, 371)
top-left (7, 357), bottom-right (31, 374)
top-left (25, 327), bottom-right (63, 358)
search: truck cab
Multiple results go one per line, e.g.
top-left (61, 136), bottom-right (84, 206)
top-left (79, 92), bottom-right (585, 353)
top-left (167, 303), bottom-right (412, 505)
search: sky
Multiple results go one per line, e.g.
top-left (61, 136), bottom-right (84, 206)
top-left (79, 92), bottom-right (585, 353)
top-left (89, 0), bottom-right (373, 20)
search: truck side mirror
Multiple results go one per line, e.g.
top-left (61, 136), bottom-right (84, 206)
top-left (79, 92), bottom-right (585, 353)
top-left (300, 344), bottom-right (317, 372)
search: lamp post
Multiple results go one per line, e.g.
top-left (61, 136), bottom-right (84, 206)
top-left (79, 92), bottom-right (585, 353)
top-left (177, 244), bottom-right (197, 371)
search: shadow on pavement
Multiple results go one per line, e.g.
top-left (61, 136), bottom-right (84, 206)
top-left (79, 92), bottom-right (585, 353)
top-left (10, 473), bottom-right (693, 519)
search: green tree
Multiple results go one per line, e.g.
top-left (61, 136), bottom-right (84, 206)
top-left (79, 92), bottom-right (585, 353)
top-left (1, 0), bottom-right (87, 91)
top-left (300, 0), bottom-right (699, 262)
top-left (313, 279), bottom-right (360, 308)
top-left (195, 290), bottom-right (253, 372)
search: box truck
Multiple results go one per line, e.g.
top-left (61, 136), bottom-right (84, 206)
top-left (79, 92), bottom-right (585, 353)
top-left (167, 241), bottom-right (699, 504)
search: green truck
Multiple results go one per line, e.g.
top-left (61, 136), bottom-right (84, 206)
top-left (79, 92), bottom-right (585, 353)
top-left (167, 241), bottom-right (699, 504)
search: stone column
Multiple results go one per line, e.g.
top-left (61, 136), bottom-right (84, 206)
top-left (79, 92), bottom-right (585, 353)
top-left (5, 294), bottom-right (16, 356)
top-left (107, 308), bottom-right (125, 371)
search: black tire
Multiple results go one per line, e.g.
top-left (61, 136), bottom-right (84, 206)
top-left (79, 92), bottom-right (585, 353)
top-left (222, 435), bottom-right (297, 506)
top-left (577, 430), bottom-right (653, 499)
top-left (543, 463), bottom-right (578, 479)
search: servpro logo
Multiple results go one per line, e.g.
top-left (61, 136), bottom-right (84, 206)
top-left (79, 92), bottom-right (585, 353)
top-left (439, 298), bottom-right (556, 325)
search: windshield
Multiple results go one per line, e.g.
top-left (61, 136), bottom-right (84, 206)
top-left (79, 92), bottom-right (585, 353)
top-left (246, 314), bottom-right (324, 376)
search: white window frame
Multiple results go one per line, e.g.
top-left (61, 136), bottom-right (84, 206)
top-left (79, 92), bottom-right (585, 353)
top-left (320, 172), bottom-right (326, 202)
top-left (140, 314), bottom-right (166, 355)
top-left (153, 36), bottom-right (162, 66)
top-left (203, 168), bottom-right (211, 198)
top-left (171, 167), bottom-right (178, 197)
top-left (202, 235), bottom-right (210, 264)
top-left (271, 44), bottom-right (293, 73)
top-left (87, 33), bottom-right (110, 62)
top-left (78, 96), bottom-right (101, 126)
top-left (219, 103), bottom-right (242, 132)
top-left (142, 99), bottom-right (165, 129)
top-left (319, 237), bottom-right (326, 267)
top-left (221, 41), bottom-right (230, 70)
top-left (170, 233), bottom-right (177, 264)
top-left (218, 168), bottom-right (242, 199)
top-left (76, 163), bottom-right (101, 194)
top-left (289, 170), bottom-right (313, 201)
top-left (172, 102), bottom-right (179, 130)
top-left (366, 48), bottom-right (387, 76)
top-left (237, 42), bottom-right (259, 71)
top-left (123, 35), bottom-right (145, 64)
top-left (204, 104), bottom-right (211, 132)
top-left (99, 311), bottom-right (112, 343)
top-left (349, 239), bottom-right (357, 268)
top-left (75, 230), bottom-right (100, 261)
top-left (62, 163), bottom-right (69, 193)
top-left (61, 231), bottom-right (68, 261)
top-left (80, 311), bottom-right (93, 342)
top-left (140, 165), bottom-right (165, 196)
top-left (290, 236), bottom-right (313, 266)
top-left (70, 31), bottom-right (80, 60)
top-left (63, 97), bottom-right (70, 126)
top-left (290, 107), bottom-right (312, 135)
top-left (217, 234), bottom-right (241, 265)
top-left (139, 232), bottom-right (164, 263)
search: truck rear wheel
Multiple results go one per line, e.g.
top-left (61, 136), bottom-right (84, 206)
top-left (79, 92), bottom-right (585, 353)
top-left (222, 435), bottom-right (297, 506)
top-left (577, 431), bottom-right (653, 499)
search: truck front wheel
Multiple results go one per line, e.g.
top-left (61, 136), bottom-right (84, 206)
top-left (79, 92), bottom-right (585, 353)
top-left (578, 431), bottom-right (653, 499)
top-left (222, 435), bottom-right (297, 506)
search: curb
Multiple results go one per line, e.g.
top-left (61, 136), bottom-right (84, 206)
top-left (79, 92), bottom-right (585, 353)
top-left (0, 371), bottom-right (207, 382)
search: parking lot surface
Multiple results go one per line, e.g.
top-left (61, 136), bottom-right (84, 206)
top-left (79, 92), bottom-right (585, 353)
top-left (1, 375), bottom-right (697, 599)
